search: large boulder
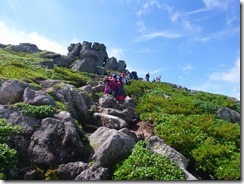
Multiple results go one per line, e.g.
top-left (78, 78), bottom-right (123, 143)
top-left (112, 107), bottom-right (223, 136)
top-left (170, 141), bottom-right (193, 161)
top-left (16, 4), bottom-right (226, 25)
top-left (89, 127), bottom-right (136, 169)
top-left (0, 80), bottom-right (29, 105)
top-left (93, 113), bottom-right (128, 129)
top-left (105, 57), bottom-right (117, 70)
top-left (54, 85), bottom-right (89, 126)
top-left (67, 43), bottom-right (82, 58)
top-left (54, 55), bottom-right (75, 67)
top-left (71, 58), bottom-right (97, 73)
top-left (218, 107), bottom-right (240, 123)
top-left (28, 112), bottom-right (85, 168)
top-left (117, 60), bottom-right (126, 72)
top-left (23, 87), bottom-right (56, 107)
top-left (57, 161), bottom-right (88, 180)
top-left (74, 162), bottom-right (109, 180)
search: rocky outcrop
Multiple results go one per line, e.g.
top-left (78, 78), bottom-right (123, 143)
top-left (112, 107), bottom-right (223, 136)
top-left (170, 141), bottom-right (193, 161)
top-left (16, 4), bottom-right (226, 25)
top-left (68, 41), bottom-right (126, 74)
top-left (6, 43), bottom-right (41, 53)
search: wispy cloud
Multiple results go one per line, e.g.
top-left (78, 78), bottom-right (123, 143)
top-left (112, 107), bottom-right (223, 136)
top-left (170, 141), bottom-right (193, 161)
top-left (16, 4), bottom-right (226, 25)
top-left (136, 0), bottom-right (161, 17)
top-left (136, 21), bottom-right (146, 33)
top-left (202, 0), bottom-right (232, 10)
top-left (209, 58), bottom-right (240, 83)
top-left (0, 20), bottom-right (67, 54)
top-left (107, 48), bottom-right (124, 59)
top-left (191, 57), bottom-right (240, 99)
top-left (195, 25), bottom-right (239, 43)
top-left (135, 31), bottom-right (182, 42)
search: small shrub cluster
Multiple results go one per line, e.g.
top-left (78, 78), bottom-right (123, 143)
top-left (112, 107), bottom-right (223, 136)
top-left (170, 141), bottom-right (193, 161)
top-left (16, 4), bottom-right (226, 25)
top-left (0, 118), bottom-right (23, 179)
top-left (15, 103), bottom-right (56, 118)
top-left (113, 141), bottom-right (185, 180)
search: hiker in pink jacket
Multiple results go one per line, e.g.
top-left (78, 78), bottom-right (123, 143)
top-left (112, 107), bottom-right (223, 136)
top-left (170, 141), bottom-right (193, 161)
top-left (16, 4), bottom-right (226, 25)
top-left (104, 76), bottom-right (125, 101)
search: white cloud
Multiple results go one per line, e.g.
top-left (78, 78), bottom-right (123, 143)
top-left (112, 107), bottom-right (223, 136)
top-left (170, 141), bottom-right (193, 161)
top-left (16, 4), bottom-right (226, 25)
top-left (0, 20), bottom-right (67, 54)
top-left (191, 57), bottom-right (240, 100)
top-left (202, 0), bottom-right (230, 10)
top-left (136, 0), bottom-right (161, 17)
top-left (209, 58), bottom-right (240, 83)
top-left (107, 48), bottom-right (124, 59)
top-left (135, 31), bottom-right (182, 42)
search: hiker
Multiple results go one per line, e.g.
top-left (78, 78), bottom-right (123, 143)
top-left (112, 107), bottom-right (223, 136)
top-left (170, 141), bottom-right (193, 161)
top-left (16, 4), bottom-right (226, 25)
top-left (145, 73), bottom-right (150, 82)
top-left (120, 72), bottom-right (128, 85)
top-left (156, 75), bottom-right (161, 82)
top-left (104, 76), bottom-right (125, 102)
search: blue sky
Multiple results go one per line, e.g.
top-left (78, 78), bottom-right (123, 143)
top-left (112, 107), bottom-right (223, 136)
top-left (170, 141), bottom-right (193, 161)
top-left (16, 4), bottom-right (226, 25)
top-left (0, 0), bottom-right (241, 100)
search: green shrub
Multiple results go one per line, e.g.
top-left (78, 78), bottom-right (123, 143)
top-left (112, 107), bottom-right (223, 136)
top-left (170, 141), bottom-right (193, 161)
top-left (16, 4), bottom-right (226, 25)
top-left (15, 103), bottom-right (56, 118)
top-left (0, 118), bottom-right (23, 179)
top-left (113, 141), bottom-right (185, 180)
top-left (154, 114), bottom-right (240, 180)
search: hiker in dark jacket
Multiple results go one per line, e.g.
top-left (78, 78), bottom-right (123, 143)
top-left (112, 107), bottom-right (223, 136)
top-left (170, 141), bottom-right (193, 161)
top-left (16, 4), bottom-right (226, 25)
top-left (145, 73), bottom-right (150, 82)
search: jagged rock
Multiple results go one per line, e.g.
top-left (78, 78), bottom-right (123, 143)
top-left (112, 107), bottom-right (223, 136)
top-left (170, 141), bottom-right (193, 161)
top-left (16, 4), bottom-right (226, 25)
top-left (0, 80), bottom-right (29, 105)
top-left (57, 161), bottom-right (88, 180)
top-left (96, 66), bottom-right (106, 75)
top-left (80, 85), bottom-right (93, 94)
top-left (93, 112), bottom-right (128, 129)
top-left (105, 57), bottom-right (117, 70)
top-left (98, 94), bottom-right (117, 109)
top-left (54, 85), bottom-right (89, 125)
top-left (99, 108), bottom-right (135, 124)
top-left (81, 41), bottom-right (92, 51)
top-left (54, 55), bottom-right (75, 67)
top-left (23, 87), bottom-right (56, 107)
top-left (79, 91), bottom-right (93, 109)
top-left (80, 49), bottom-right (100, 62)
top-left (146, 136), bottom-right (197, 180)
top-left (74, 162), bottom-right (109, 180)
top-left (117, 60), bottom-right (126, 72)
top-left (218, 107), bottom-right (240, 123)
top-left (71, 58), bottom-right (97, 73)
top-left (89, 127), bottom-right (136, 169)
top-left (41, 52), bottom-right (60, 59)
top-left (67, 43), bottom-right (82, 57)
top-left (28, 112), bottom-right (85, 168)
top-left (92, 84), bottom-right (105, 93)
top-left (6, 43), bottom-right (40, 53)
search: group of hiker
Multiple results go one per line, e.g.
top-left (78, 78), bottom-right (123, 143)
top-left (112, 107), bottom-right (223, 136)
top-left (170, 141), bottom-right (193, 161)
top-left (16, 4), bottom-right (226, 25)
top-left (103, 71), bottom-right (162, 102)
top-left (103, 72), bottom-right (130, 102)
